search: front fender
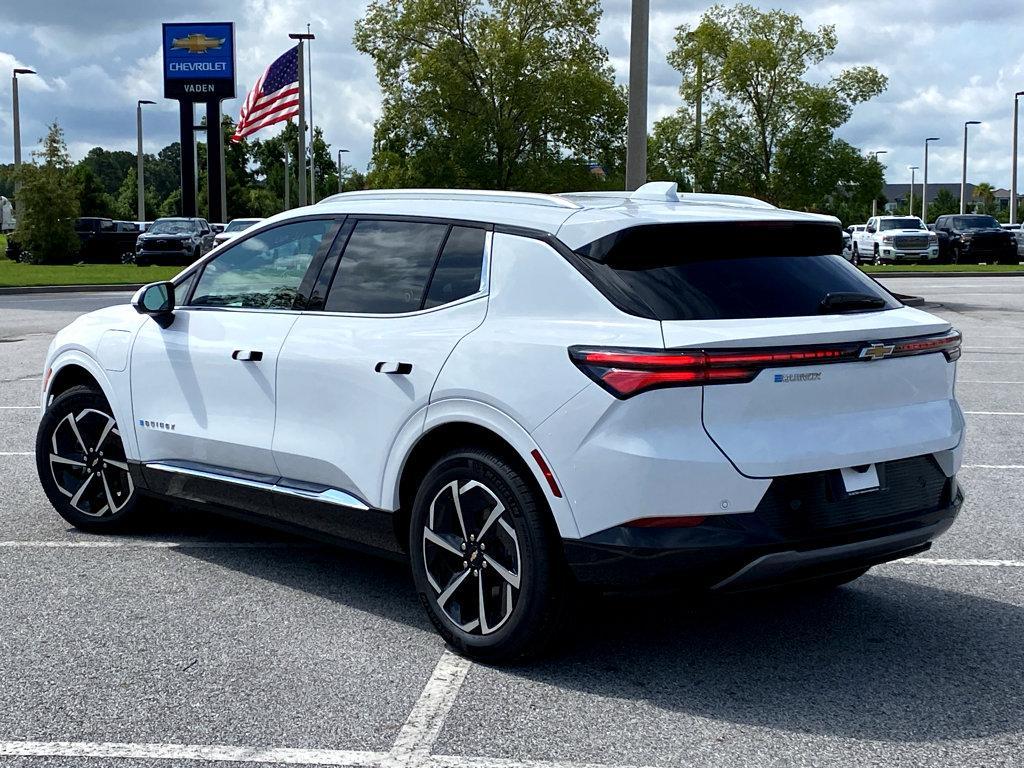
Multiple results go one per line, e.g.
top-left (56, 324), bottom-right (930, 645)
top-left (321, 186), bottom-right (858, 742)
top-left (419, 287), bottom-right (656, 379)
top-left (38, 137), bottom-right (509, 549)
top-left (381, 397), bottom-right (580, 539)
top-left (44, 349), bottom-right (139, 461)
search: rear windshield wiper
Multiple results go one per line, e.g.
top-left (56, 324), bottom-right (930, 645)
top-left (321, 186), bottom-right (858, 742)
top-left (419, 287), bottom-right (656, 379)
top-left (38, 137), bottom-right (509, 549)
top-left (819, 292), bottom-right (887, 314)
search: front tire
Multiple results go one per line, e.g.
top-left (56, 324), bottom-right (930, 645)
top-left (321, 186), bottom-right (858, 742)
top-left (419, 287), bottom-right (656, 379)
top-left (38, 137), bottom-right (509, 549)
top-left (36, 385), bottom-right (141, 531)
top-left (409, 448), bottom-right (571, 662)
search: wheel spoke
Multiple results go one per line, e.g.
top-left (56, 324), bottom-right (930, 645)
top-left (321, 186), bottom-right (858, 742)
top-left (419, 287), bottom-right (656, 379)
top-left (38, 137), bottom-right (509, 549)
top-left (437, 568), bottom-right (471, 608)
top-left (95, 416), bottom-right (116, 450)
top-left (69, 474), bottom-right (95, 509)
top-left (424, 526), bottom-right (462, 557)
top-left (99, 471), bottom-right (117, 514)
top-left (67, 413), bottom-right (89, 454)
top-left (477, 499), bottom-right (507, 540)
top-left (483, 553), bottom-right (520, 589)
top-left (477, 572), bottom-right (490, 634)
top-left (104, 459), bottom-right (129, 471)
top-left (50, 454), bottom-right (85, 468)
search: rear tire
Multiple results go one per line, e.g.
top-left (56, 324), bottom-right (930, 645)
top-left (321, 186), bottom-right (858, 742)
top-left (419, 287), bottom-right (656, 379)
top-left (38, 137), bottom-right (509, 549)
top-left (36, 385), bottom-right (142, 532)
top-left (409, 448), bottom-right (572, 662)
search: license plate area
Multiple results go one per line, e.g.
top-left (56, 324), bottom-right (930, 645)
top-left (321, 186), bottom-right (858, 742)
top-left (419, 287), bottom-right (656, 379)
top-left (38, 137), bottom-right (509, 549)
top-left (840, 464), bottom-right (880, 495)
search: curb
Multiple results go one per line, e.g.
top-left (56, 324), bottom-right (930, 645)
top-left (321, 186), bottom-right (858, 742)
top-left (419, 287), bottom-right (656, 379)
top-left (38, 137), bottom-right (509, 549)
top-left (866, 270), bottom-right (1024, 278)
top-left (0, 284), bottom-right (143, 296)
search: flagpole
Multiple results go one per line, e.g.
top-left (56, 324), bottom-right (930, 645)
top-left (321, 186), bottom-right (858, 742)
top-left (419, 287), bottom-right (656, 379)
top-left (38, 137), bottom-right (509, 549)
top-left (289, 32), bottom-right (314, 206)
top-left (307, 22), bottom-right (316, 203)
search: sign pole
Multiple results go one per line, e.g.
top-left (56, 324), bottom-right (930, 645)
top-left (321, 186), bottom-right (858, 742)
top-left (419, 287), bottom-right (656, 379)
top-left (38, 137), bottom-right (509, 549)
top-left (179, 102), bottom-right (197, 217)
top-left (205, 100), bottom-right (225, 223)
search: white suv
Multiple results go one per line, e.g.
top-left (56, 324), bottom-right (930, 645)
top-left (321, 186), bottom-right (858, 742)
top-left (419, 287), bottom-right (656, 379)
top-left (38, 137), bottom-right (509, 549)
top-left (36, 183), bottom-right (965, 660)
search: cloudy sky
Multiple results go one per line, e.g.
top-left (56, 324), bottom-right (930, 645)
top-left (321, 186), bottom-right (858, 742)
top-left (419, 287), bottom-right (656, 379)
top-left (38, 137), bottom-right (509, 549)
top-left (2, 0), bottom-right (1024, 189)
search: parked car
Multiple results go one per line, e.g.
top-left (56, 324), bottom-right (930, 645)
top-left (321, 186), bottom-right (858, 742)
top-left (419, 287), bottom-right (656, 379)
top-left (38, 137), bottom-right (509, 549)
top-left (213, 217), bottom-right (264, 247)
top-left (842, 230), bottom-right (853, 260)
top-left (852, 216), bottom-right (938, 265)
top-left (933, 215), bottom-right (1018, 264)
top-left (1000, 223), bottom-right (1024, 258)
top-left (36, 184), bottom-right (964, 661)
top-left (211, 223), bottom-right (226, 234)
top-left (134, 217), bottom-right (215, 266)
top-left (74, 217), bottom-right (141, 264)
top-left (134, 221), bottom-right (153, 233)
top-left (0, 195), bottom-right (15, 233)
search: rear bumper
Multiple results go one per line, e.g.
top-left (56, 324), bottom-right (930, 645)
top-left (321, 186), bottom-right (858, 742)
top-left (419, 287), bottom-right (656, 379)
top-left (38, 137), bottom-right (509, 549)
top-left (563, 472), bottom-right (962, 590)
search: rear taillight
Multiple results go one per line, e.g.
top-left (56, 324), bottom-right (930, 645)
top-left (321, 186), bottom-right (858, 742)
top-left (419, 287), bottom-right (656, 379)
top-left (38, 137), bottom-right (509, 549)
top-left (569, 329), bottom-right (962, 399)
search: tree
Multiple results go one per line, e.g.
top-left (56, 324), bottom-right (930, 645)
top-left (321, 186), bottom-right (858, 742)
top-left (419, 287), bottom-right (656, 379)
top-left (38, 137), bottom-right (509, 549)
top-left (354, 0), bottom-right (627, 191)
top-left (929, 188), bottom-right (960, 220)
top-left (654, 4), bottom-right (887, 207)
top-left (13, 121), bottom-right (80, 264)
top-left (972, 182), bottom-right (997, 215)
top-left (70, 164), bottom-right (118, 219)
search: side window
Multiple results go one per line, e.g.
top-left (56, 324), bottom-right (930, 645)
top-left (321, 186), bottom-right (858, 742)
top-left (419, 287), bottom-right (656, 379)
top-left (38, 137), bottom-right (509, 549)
top-left (189, 219), bottom-right (332, 309)
top-left (174, 270), bottom-right (197, 307)
top-left (423, 226), bottom-right (486, 308)
top-left (325, 220), bottom-right (448, 314)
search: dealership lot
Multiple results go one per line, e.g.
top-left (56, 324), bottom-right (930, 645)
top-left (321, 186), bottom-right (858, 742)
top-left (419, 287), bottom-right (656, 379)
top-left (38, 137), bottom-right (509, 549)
top-left (0, 277), bottom-right (1022, 767)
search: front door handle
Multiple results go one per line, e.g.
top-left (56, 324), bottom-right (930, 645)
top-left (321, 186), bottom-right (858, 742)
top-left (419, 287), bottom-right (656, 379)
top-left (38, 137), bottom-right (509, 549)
top-left (375, 361), bottom-right (412, 375)
top-left (232, 349), bottom-right (263, 362)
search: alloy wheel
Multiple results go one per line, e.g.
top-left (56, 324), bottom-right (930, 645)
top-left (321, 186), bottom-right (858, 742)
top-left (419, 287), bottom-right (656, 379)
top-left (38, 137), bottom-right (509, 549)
top-left (421, 479), bottom-right (522, 635)
top-left (48, 408), bottom-right (133, 517)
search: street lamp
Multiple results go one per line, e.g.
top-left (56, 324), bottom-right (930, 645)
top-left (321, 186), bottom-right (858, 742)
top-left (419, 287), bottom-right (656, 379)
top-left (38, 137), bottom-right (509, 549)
top-left (908, 166), bottom-right (919, 217)
top-left (1012, 91), bottom-right (1024, 224)
top-left (922, 137), bottom-right (940, 224)
top-left (283, 154), bottom-right (291, 210)
top-left (336, 148), bottom-right (349, 193)
top-left (136, 100), bottom-right (156, 221)
top-left (870, 150), bottom-right (888, 217)
top-left (12, 67), bottom-right (36, 197)
top-left (961, 121), bottom-right (981, 214)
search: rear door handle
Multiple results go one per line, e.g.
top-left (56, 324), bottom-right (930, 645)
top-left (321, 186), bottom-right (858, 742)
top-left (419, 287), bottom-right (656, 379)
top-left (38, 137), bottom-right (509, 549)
top-left (375, 361), bottom-right (412, 375)
top-left (232, 350), bottom-right (263, 362)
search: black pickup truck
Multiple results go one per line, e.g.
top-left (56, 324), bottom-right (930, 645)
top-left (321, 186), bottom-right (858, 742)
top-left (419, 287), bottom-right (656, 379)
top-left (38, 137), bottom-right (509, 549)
top-left (933, 214), bottom-right (1018, 264)
top-left (75, 218), bottom-right (141, 264)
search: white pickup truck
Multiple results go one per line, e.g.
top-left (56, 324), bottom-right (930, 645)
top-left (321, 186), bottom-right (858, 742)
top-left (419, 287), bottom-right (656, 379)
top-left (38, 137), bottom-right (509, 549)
top-left (852, 215), bottom-right (939, 265)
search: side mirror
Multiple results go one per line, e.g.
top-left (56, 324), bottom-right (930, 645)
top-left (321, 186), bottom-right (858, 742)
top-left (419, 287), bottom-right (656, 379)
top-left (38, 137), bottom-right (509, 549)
top-left (132, 281), bottom-right (175, 328)
top-left (866, 226), bottom-right (876, 233)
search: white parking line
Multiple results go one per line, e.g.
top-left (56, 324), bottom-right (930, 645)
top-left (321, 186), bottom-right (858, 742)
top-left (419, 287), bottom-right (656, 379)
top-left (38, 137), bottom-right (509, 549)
top-left (963, 410), bottom-right (1024, 415)
top-left (958, 380), bottom-right (1024, 384)
top-left (898, 558), bottom-right (1024, 567)
top-left (389, 649), bottom-right (475, 766)
top-left (0, 452), bottom-right (31, 456)
top-left (0, 540), bottom-right (316, 549)
top-left (0, 741), bottom-right (382, 767)
top-left (962, 464), bottom-right (1024, 469)
top-left (0, 405), bottom-right (37, 409)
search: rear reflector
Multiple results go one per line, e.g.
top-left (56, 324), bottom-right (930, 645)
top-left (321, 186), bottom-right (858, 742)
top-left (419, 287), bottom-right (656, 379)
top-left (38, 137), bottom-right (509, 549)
top-left (569, 329), bottom-right (961, 398)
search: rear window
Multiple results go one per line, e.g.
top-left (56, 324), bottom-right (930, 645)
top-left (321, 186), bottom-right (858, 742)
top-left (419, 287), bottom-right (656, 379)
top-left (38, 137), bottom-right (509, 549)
top-left (572, 222), bottom-right (901, 321)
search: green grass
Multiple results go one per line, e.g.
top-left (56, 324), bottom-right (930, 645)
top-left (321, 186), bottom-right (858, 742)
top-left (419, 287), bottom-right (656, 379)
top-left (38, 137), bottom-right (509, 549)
top-left (0, 259), bottom-right (179, 288)
top-left (862, 262), bottom-right (1023, 273)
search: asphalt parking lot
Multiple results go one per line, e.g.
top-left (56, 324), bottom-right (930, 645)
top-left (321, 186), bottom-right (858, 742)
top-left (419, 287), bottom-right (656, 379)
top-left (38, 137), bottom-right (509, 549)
top-left (0, 278), bottom-right (1022, 767)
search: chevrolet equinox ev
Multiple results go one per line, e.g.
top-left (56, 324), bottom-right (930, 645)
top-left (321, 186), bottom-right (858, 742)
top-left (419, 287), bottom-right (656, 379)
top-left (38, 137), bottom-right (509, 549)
top-left (36, 183), bottom-right (965, 661)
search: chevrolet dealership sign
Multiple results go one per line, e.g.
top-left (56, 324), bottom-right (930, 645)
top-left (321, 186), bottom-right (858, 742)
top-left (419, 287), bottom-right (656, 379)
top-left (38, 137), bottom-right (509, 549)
top-left (162, 22), bottom-right (236, 99)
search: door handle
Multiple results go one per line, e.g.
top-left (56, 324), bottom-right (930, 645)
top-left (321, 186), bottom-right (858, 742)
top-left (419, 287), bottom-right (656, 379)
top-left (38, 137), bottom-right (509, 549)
top-left (375, 361), bottom-right (412, 375)
top-left (232, 350), bottom-right (263, 362)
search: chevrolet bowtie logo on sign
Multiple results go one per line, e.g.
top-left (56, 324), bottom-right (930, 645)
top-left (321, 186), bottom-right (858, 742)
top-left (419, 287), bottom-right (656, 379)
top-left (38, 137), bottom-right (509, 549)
top-left (172, 33), bottom-right (226, 54)
top-left (860, 343), bottom-right (896, 361)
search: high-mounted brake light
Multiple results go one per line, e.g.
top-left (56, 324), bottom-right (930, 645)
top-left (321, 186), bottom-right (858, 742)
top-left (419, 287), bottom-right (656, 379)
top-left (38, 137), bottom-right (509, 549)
top-left (569, 329), bottom-right (962, 398)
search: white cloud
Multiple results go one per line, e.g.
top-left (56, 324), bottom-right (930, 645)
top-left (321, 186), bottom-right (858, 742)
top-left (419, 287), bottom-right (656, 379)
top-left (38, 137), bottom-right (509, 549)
top-left (2, 0), bottom-right (1024, 189)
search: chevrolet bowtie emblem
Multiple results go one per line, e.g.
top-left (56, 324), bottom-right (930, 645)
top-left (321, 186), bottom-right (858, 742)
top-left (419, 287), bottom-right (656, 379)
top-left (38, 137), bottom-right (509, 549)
top-left (860, 343), bottom-right (895, 361)
top-left (171, 34), bottom-right (226, 54)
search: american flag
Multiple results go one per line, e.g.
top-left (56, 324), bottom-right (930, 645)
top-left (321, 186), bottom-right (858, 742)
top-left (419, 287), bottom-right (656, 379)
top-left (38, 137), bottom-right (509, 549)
top-left (231, 46), bottom-right (300, 142)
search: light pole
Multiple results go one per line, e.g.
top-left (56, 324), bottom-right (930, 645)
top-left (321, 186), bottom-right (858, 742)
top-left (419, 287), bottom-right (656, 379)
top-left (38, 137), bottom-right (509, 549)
top-left (136, 100), bottom-right (155, 221)
top-left (908, 166), bottom-right (919, 217)
top-left (283, 154), bottom-right (290, 210)
top-left (961, 120), bottom-right (981, 214)
top-left (870, 150), bottom-right (887, 216)
top-left (288, 31), bottom-right (315, 206)
top-left (12, 67), bottom-right (36, 197)
top-left (336, 148), bottom-right (349, 193)
top-left (922, 137), bottom-right (939, 224)
top-left (1012, 91), bottom-right (1024, 224)
top-left (624, 0), bottom-right (649, 190)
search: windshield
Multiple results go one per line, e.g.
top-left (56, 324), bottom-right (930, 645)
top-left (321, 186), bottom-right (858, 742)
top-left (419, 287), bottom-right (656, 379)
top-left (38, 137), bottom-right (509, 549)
top-left (224, 219), bottom-right (259, 233)
top-left (952, 215), bottom-right (1000, 229)
top-left (879, 218), bottom-right (924, 231)
top-left (149, 220), bottom-right (193, 235)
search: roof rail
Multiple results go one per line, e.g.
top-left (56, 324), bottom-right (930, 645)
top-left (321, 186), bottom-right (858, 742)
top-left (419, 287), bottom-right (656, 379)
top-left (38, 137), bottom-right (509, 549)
top-left (317, 188), bottom-right (581, 210)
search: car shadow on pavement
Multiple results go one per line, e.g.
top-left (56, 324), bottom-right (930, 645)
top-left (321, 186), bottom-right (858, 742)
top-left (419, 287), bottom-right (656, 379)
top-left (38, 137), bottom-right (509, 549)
top-left (123, 506), bottom-right (1023, 743)
top-left (508, 576), bottom-right (1024, 743)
